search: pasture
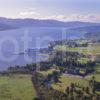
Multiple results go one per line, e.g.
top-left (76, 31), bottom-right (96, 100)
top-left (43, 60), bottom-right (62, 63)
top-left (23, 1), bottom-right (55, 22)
top-left (0, 74), bottom-right (37, 100)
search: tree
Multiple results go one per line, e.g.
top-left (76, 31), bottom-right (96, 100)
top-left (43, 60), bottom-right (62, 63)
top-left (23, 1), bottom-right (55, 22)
top-left (85, 87), bottom-right (90, 94)
top-left (52, 71), bottom-right (59, 83)
top-left (65, 87), bottom-right (70, 95)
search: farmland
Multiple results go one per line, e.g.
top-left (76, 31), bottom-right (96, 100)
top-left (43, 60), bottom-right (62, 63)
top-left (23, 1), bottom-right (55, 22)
top-left (54, 43), bottom-right (100, 55)
top-left (0, 74), bottom-right (37, 100)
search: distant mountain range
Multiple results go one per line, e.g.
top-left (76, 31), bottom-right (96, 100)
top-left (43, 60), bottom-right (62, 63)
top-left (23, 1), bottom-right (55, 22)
top-left (0, 17), bottom-right (100, 39)
top-left (0, 17), bottom-right (100, 29)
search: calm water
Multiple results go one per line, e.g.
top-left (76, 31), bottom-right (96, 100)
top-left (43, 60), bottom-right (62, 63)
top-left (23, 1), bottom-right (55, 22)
top-left (0, 27), bottom-right (85, 70)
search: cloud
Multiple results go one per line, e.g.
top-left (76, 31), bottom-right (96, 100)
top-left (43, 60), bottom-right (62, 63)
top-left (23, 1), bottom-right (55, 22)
top-left (67, 14), bottom-right (100, 22)
top-left (19, 9), bottom-right (100, 22)
top-left (19, 8), bottom-right (40, 17)
top-left (20, 11), bottom-right (39, 16)
top-left (41, 14), bottom-right (100, 22)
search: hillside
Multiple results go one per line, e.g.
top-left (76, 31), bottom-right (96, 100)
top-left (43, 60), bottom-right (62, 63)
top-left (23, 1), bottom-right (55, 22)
top-left (0, 17), bottom-right (100, 29)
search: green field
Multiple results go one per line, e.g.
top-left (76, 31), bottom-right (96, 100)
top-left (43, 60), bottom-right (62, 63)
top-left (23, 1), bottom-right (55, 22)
top-left (78, 58), bottom-right (90, 64)
top-left (40, 68), bottom-right (100, 94)
top-left (54, 44), bottom-right (100, 55)
top-left (52, 73), bottom-right (100, 94)
top-left (0, 74), bottom-right (37, 100)
top-left (52, 74), bottom-right (89, 92)
top-left (39, 69), bottom-right (56, 76)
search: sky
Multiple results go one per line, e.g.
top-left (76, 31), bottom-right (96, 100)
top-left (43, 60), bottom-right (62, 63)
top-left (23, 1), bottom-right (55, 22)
top-left (0, 0), bottom-right (100, 22)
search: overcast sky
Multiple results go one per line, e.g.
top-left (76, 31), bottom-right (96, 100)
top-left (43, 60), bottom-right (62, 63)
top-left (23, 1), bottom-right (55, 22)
top-left (0, 0), bottom-right (100, 22)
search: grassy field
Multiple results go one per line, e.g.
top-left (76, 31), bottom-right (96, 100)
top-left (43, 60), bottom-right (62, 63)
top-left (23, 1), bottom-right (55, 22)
top-left (0, 74), bottom-right (37, 100)
top-left (54, 44), bottom-right (100, 55)
top-left (39, 69), bottom-right (56, 76)
top-left (39, 69), bottom-right (90, 91)
top-left (78, 58), bottom-right (90, 64)
top-left (52, 73), bottom-right (100, 94)
top-left (52, 74), bottom-right (89, 92)
top-left (39, 68), bottom-right (100, 94)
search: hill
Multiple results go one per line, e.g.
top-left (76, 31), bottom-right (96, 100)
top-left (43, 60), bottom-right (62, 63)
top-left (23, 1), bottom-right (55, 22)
top-left (0, 17), bottom-right (100, 29)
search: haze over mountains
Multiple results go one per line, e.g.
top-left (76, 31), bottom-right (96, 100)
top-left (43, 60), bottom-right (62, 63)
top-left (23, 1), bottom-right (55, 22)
top-left (0, 17), bottom-right (100, 39)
